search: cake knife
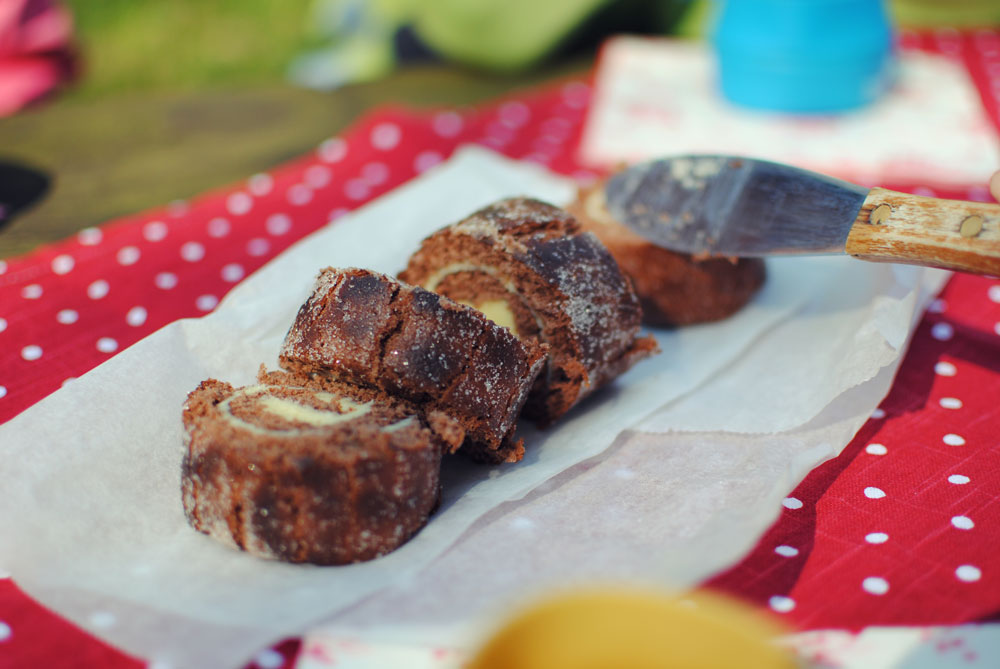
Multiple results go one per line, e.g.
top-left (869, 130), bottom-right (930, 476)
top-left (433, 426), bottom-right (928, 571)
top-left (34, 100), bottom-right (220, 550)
top-left (603, 155), bottom-right (1000, 275)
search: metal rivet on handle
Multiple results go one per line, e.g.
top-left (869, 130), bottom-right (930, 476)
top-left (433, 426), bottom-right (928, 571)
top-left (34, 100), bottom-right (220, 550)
top-left (960, 215), bottom-right (983, 238)
top-left (869, 204), bottom-right (891, 225)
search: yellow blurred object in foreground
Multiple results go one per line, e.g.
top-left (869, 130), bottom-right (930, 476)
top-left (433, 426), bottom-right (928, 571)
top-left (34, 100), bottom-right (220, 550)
top-left (468, 588), bottom-right (796, 669)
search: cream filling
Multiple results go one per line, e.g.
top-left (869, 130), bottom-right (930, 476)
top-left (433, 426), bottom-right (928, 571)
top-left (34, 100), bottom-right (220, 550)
top-left (471, 299), bottom-right (517, 332)
top-left (422, 263), bottom-right (545, 335)
top-left (381, 415), bottom-right (417, 433)
top-left (257, 395), bottom-right (369, 427)
top-left (218, 385), bottom-right (374, 435)
top-left (584, 187), bottom-right (618, 226)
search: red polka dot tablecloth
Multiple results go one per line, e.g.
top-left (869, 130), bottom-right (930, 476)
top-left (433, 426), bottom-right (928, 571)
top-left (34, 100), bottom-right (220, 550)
top-left (1, 31), bottom-right (1000, 668)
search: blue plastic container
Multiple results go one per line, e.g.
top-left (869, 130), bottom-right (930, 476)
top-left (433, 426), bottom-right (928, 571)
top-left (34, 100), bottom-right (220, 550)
top-left (713, 0), bottom-right (896, 113)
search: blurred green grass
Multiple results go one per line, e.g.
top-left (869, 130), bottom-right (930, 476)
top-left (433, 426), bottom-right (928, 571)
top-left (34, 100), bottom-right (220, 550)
top-left (64, 0), bottom-right (323, 97)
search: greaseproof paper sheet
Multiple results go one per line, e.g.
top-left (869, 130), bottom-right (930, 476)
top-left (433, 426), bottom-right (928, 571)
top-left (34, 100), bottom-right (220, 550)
top-left (0, 147), bottom-right (947, 668)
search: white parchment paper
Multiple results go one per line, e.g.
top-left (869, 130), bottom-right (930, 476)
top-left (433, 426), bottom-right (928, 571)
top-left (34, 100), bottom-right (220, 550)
top-left (0, 147), bottom-right (947, 668)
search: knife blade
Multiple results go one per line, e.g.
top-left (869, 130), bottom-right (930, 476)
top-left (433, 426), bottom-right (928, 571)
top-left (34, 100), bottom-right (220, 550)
top-left (603, 155), bottom-right (1000, 275)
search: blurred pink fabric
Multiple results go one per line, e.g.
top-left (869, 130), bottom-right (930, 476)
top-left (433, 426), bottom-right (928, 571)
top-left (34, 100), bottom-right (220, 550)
top-left (0, 0), bottom-right (75, 116)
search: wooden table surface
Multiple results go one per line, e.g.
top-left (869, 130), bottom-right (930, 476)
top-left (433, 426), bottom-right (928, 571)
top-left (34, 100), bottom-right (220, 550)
top-left (0, 60), bottom-right (587, 260)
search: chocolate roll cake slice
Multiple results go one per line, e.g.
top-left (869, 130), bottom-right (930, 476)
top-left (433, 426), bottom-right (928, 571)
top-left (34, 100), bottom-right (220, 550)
top-left (279, 268), bottom-right (547, 463)
top-left (400, 197), bottom-right (659, 427)
top-left (182, 378), bottom-right (442, 565)
top-left (566, 182), bottom-right (766, 327)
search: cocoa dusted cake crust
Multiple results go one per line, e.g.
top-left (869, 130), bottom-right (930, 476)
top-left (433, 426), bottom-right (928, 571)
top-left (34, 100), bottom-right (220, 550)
top-left (400, 197), bottom-right (658, 427)
top-left (279, 267), bottom-right (547, 463)
top-left (181, 377), bottom-right (442, 565)
top-left (566, 182), bottom-right (766, 327)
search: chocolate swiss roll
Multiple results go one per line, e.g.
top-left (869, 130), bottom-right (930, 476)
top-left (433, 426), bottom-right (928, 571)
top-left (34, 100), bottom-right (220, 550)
top-left (400, 197), bottom-right (659, 427)
top-left (181, 378), bottom-right (442, 565)
top-left (566, 182), bottom-right (766, 327)
top-left (279, 267), bottom-right (547, 463)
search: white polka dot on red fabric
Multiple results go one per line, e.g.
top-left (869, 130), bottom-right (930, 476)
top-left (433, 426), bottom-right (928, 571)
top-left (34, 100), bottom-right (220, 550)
top-left (864, 486), bottom-right (886, 499)
top-left (862, 576), bottom-right (889, 595)
top-left (361, 162), bottom-right (389, 185)
top-left (939, 397), bottom-right (963, 409)
top-left (226, 192), bottom-right (253, 216)
top-left (248, 173), bottom-right (274, 197)
top-left (181, 242), bottom-right (205, 262)
top-left (0, 386), bottom-right (7, 399)
top-left (87, 279), bottom-right (110, 300)
top-left (57, 309), bottom-right (78, 324)
top-left (0, 260), bottom-right (6, 275)
top-left (414, 150), bottom-right (443, 173)
top-left (943, 433), bottom-right (966, 446)
top-left (479, 136), bottom-right (508, 150)
top-left (328, 208), bottom-right (348, 222)
top-left (948, 474), bottom-right (970, 485)
top-left (927, 299), bottom-right (946, 314)
top-left (287, 184), bottom-right (312, 206)
top-left (988, 285), bottom-right (1000, 303)
top-left (498, 100), bottom-right (531, 128)
top-left (305, 165), bottom-right (332, 189)
top-left (97, 337), bottom-right (118, 353)
top-left (266, 214), bottom-right (292, 236)
top-left (126, 306), bottom-right (147, 327)
top-left (865, 532), bottom-right (889, 544)
top-left (254, 648), bottom-right (285, 669)
top-left (768, 595), bottom-right (795, 613)
top-left (994, 322), bottom-right (1000, 336)
top-left (913, 186), bottom-right (938, 198)
top-left (432, 111), bottom-right (463, 137)
top-left (77, 227), bottom-right (103, 245)
top-left (956, 565), bottom-right (982, 582)
top-left (0, 317), bottom-right (6, 332)
top-left (21, 284), bottom-right (43, 299)
top-left (866, 443), bottom-right (887, 455)
top-left (221, 263), bottom-right (245, 282)
top-left (21, 345), bottom-right (42, 361)
top-left (931, 322), bottom-right (954, 340)
top-left (0, 621), bottom-right (10, 641)
top-left (562, 81), bottom-right (590, 108)
top-left (117, 246), bottom-right (140, 266)
top-left (952, 515), bottom-right (974, 530)
top-left (485, 121), bottom-right (516, 145)
top-left (774, 545), bottom-right (799, 557)
top-left (871, 408), bottom-right (886, 419)
top-left (143, 220), bottom-right (168, 242)
top-left (207, 217), bottom-right (231, 238)
top-left (155, 272), bottom-right (178, 290)
top-left (318, 137), bottom-right (347, 163)
top-left (344, 179), bottom-right (370, 201)
top-left (51, 254), bottom-right (75, 275)
top-left (196, 295), bottom-right (218, 311)
top-left (246, 238), bottom-right (270, 257)
top-left (370, 123), bottom-right (401, 151)
top-left (935, 361), bottom-right (957, 376)
top-left (782, 497), bottom-right (803, 510)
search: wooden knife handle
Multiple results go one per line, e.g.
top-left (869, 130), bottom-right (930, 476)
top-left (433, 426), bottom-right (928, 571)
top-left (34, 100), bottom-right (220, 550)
top-left (845, 187), bottom-right (1000, 275)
